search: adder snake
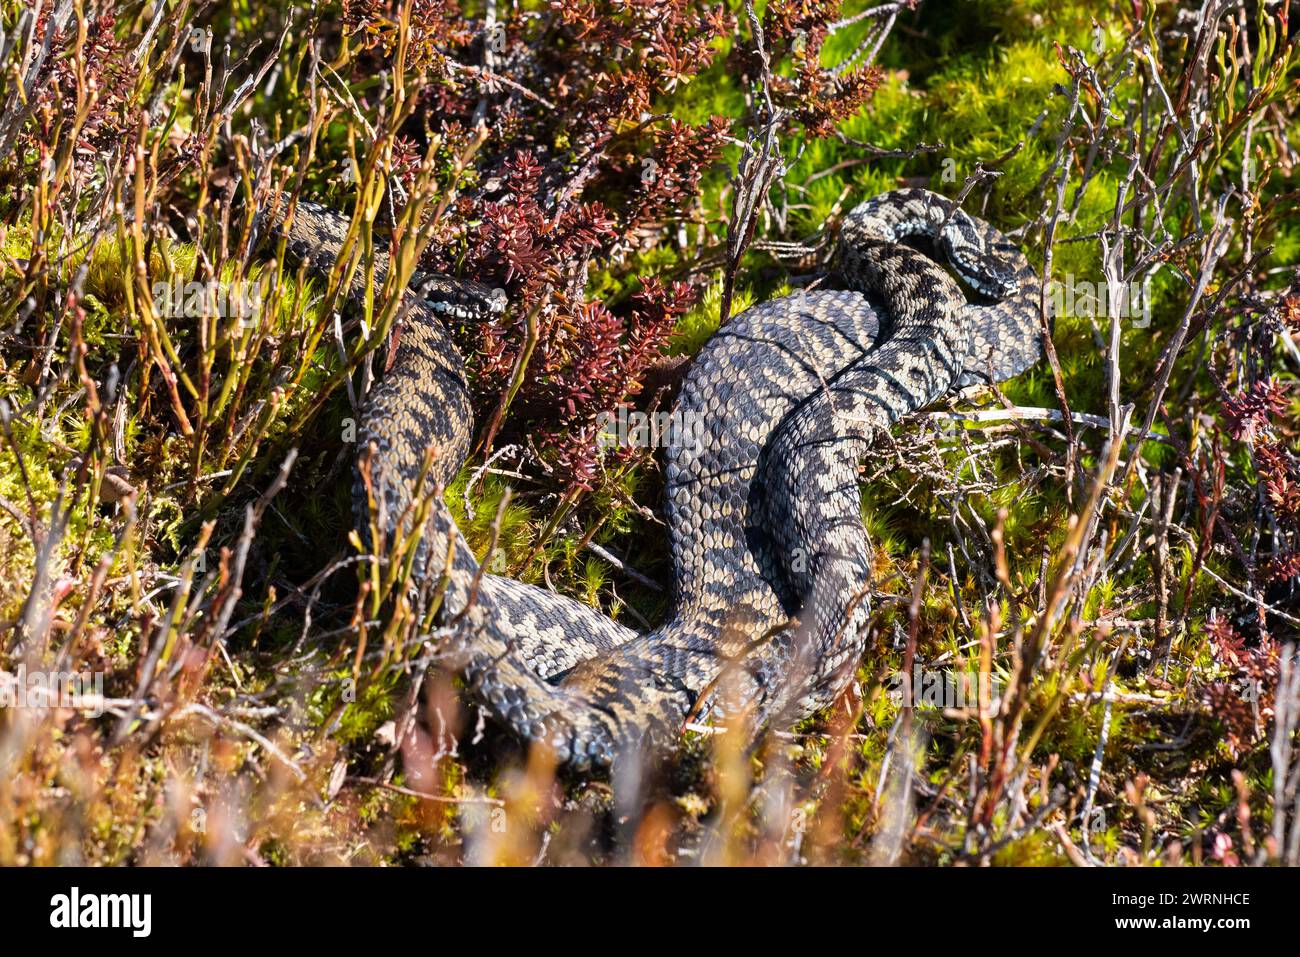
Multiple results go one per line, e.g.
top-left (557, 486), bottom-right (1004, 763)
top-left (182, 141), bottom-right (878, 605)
top-left (272, 188), bottom-right (1043, 773)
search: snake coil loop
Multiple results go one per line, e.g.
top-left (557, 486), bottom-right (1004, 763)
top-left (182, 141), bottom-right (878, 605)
top-left (273, 187), bottom-right (1043, 774)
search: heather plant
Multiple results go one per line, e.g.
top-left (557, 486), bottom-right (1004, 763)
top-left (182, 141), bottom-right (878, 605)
top-left (0, 0), bottom-right (1297, 868)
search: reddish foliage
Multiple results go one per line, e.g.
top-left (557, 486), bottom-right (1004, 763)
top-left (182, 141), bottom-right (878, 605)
top-left (466, 151), bottom-right (620, 292)
top-left (731, 0), bottom-right (884, 137)
top-left (1201, 616), bottom-right (1279, 759)
top-left (1281, 294), bottom-right (1300, 334)
top-left (531, 280), bottom-right (697, 485)
top-left (1255, 440), bottom-right (1300, 529)
top-left (1215, 288), bottom-right (1300, 588)
top-left (22, 6), bottom-right (134, 160)
top-left (620, 117), bottom-right (732, 255)
top-left (1222, 379), bottom-right (1289, 442)
top-left (342, 0), bottom-right (479, 66)
top-left (337, 0), bottom-right (738, 487)
top-left (1261, 550), bottom-right (1300, 583)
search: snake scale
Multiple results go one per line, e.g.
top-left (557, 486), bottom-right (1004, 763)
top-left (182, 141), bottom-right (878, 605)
top-left (272, 188), bottom-right (1043, 774)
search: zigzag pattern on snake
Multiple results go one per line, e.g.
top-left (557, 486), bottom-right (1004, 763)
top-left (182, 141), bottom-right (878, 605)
top-left (270, 188), bottom-right (1044, 774)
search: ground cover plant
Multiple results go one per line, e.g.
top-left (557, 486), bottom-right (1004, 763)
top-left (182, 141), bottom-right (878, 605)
top-left (1, 0), bottom-right (1299, 866)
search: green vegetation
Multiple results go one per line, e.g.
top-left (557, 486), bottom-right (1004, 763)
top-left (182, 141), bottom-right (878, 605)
top-left (0, 0), bottom-right (1297, 866)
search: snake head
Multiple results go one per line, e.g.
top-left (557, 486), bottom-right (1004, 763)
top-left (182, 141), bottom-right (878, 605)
top-left (421, 278), bottom-right (508, 321)
top-left (936, 212), bottom-right (1023, 300)
top-left (952, 252), bottom-right (1021, 300)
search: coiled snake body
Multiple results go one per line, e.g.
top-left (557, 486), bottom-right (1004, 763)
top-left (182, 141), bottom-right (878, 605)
top-left (276, 189), bottom-right (1042, 773)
